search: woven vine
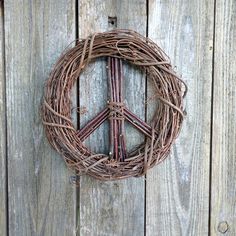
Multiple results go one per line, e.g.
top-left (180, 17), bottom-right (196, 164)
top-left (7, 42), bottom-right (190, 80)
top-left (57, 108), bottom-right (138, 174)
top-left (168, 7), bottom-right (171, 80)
top-left (42, 29), bottom-right (187, 181)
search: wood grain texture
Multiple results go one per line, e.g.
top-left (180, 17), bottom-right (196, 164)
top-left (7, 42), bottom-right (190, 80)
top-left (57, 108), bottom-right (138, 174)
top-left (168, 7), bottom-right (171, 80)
top-left (4, 1), bottom-right (76, 235)
top-left (0, 1), bottom-right (6, 235)
top-left (146, 0), bottom-right (214, 235)
top-left (211, 0), bottom-right (236, 235)
top-left (79, 0), bottom-right (146, 235)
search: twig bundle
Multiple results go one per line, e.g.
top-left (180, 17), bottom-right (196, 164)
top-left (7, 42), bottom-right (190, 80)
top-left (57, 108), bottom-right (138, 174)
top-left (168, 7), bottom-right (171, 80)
top-left (42, 29), bottom-right (187, 181)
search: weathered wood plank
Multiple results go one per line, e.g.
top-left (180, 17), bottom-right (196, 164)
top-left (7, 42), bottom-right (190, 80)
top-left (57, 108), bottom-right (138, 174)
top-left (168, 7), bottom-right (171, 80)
top-left (0, 1), bottom-right (6, 235)
top-left (211, 1), bottom-right (236, 235)
top-left (146, 0), bottom-right (214, 235)
top-left (4, 1), bottom-right (77, 235)
top-left (79, 0), bottom-right (146, 235)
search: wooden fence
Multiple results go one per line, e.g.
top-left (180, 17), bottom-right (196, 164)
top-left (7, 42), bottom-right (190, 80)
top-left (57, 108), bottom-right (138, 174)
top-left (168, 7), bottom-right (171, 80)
top-left (0, 0), bottom-right (235, 235)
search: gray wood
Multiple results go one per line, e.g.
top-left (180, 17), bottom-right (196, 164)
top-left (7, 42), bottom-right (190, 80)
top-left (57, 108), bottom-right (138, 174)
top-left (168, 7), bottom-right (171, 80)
top-left (211, 0), bottom-right (236, 235)
top-left (4, 1), bottom-right (77, 235)
top-left (0, 1), bottom-right (6, 235)
top-left (146, 0), bottom-right (214, 235)
top-left (79, 0), bottom-right (146, 235)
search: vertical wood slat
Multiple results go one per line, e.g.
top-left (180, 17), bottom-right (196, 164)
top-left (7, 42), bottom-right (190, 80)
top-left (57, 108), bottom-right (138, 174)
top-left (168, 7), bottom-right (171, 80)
top-left (79, 0), bottom-right (146, 235)
top-left (211, 0), bottom-right (236, 235)
top-left (146, 0), bottom-right (214, 235)
top-left (4, 1), bottom-right (77, 235)
top-left (0, 1), bottom-right (6, 235)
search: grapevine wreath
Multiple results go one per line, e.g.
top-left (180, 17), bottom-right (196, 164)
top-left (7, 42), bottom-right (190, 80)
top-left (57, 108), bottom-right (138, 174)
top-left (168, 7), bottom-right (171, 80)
top-left (42, 29), bottom-right (187, 181)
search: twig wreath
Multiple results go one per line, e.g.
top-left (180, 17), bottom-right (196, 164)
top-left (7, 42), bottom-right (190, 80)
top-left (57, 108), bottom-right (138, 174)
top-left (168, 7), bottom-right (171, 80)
top-left (42, 29), bottom-right (187, 181)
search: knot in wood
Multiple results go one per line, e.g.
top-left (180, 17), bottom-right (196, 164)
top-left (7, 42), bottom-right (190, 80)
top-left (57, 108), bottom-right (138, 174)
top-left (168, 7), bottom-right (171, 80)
top-left (108, 101), bottom-right (125, 120)
top-left (218, 221), bottom-right (229, 234)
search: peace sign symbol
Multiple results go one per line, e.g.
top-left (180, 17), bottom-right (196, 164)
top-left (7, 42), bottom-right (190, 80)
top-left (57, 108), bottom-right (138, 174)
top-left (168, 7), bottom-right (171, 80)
top-left (42, 30), bottom-right (186, 180)
top-left (78, 57), bottom-right (157, 162)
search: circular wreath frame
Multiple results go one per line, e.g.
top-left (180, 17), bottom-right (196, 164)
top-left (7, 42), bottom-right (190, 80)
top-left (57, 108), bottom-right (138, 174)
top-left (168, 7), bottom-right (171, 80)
top-left (42, 29), bottom-right (187, 181)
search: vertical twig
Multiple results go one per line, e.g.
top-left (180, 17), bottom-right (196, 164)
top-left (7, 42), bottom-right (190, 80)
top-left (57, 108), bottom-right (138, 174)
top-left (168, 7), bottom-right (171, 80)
top-left (118, 59), bottom-right (126, 161)
top-left (111, 58), bottom-right (118, 161)
top-left (108, 58), bottom-right (114, 159)
top-left (107, 57), bottom-right (127, 161)
top-left (114, 58), bottom-right (120, 161)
